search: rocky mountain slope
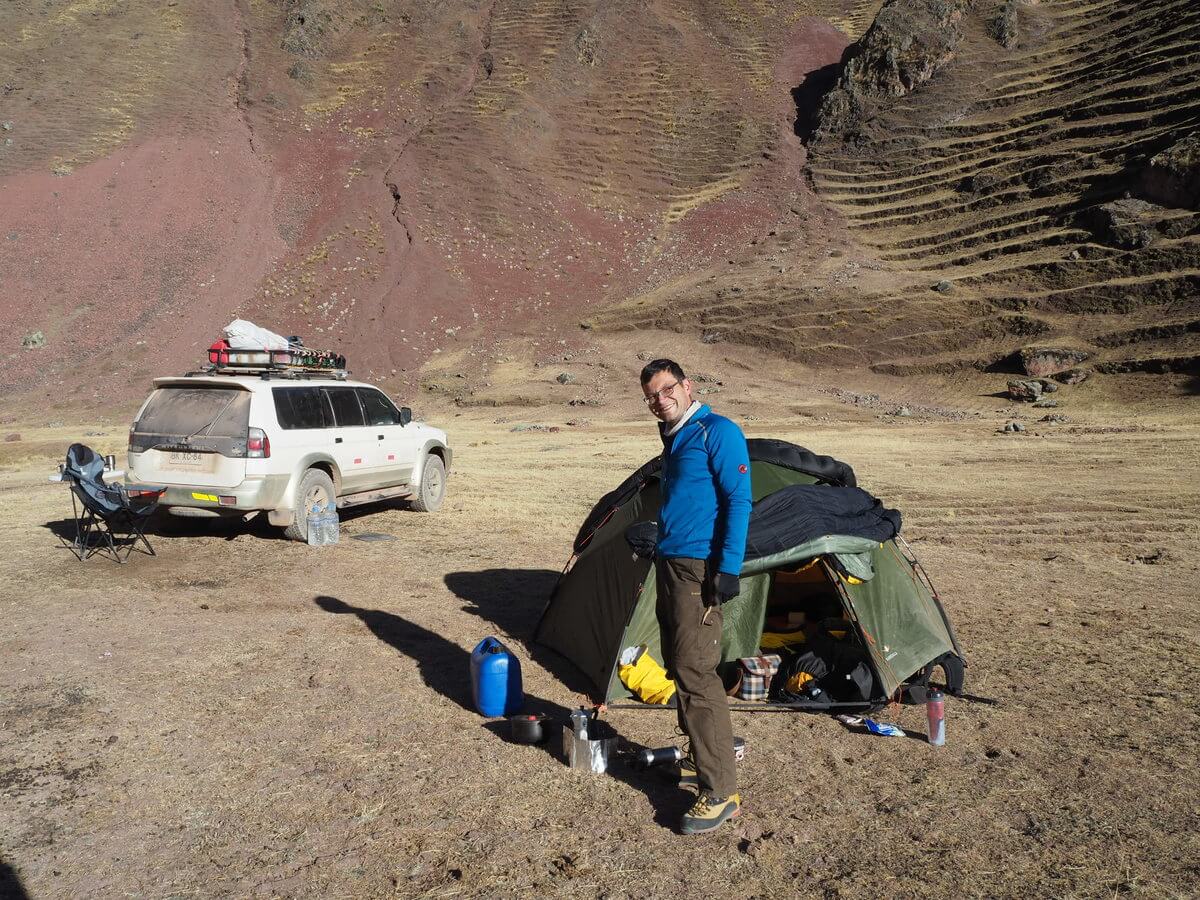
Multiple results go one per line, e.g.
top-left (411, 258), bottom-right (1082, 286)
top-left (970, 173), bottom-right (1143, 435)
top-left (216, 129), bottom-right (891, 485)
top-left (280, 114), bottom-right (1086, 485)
top-left (0, 0), bottom-right (1196, 409)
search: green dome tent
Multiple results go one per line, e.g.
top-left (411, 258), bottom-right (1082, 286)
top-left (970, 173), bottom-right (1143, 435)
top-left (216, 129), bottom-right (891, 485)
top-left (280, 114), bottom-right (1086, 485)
top-left (534, 439), bottom-right (965, 706)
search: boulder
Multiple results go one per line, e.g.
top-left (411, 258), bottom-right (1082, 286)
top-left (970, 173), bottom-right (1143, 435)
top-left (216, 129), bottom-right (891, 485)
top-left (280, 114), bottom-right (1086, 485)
top-left (814, 0), bottom-right (970, 142)
top-left (1141, 132), bottom-right (1200, 210)
top-left (21, 330), bottom-right (45, 350)
top-left (957, 172), bottom-right (1001, 195)
top-left (1019, 346), bottom-right (1090, 377)
top-left (1053, 368), bottom-right (1090, 385)
top-left (1007, 379), bottom-right (1043, 401)
top-left (1077, 198), bottom-right (1161, 249)
top-left (1032, 398), bottom-right (1059, 408)
top-left (555, 372), bottom-right (575, 385)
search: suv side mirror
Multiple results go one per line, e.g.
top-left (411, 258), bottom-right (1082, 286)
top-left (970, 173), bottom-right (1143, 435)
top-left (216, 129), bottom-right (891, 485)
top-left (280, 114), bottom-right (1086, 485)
top-left (399, 407), bottom-right (412, 426)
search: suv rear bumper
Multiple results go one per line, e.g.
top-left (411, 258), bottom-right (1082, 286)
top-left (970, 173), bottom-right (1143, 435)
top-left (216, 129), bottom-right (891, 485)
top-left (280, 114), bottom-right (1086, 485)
top-left (154, 473), bottom-right (291, 514)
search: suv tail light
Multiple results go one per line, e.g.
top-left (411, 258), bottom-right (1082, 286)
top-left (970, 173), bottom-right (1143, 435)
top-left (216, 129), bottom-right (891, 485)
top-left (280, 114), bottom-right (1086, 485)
top-left (247, 427), bottom-right (270, 458)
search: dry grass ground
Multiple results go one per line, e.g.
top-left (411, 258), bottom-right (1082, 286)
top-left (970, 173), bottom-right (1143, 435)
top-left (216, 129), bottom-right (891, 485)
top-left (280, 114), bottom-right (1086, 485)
top-left (2, 379), bottom-right (1198, 898)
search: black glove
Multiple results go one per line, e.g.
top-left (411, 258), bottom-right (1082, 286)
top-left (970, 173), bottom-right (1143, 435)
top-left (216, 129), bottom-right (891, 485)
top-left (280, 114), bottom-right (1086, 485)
top-left (623, 521), bottom-right (659, 559)
top-left (706, 572), bottom-right (740, 605)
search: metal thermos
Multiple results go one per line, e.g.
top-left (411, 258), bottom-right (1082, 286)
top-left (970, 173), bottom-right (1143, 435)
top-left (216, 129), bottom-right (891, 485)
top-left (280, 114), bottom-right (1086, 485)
top-left (926, 689), bottom-right (946, 746)
top-left (634, 746), bottom-right (684, 769)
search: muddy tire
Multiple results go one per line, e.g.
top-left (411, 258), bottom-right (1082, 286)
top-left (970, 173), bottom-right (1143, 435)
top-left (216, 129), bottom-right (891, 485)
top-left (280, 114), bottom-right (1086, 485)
top-left (283, 468), bottom-right (336, 541)
top-left (409, 454), bottom-right (445, 513)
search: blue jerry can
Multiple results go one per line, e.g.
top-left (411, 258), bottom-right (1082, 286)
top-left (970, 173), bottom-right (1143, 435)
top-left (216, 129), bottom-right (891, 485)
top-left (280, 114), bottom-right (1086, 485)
top-left (470, 636), bottom-right (524, 717)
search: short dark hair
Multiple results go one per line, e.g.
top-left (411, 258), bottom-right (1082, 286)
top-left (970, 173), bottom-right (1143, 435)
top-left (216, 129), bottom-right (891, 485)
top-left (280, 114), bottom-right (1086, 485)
top-left (639, 358), bottom-right (686, 386)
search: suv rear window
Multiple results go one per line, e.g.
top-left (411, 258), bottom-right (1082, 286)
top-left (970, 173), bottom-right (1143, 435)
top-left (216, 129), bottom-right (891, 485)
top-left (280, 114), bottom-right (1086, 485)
top-left (130, 386), bottom-right (251, 455)
top-left (273, 386), bottom-right (332, 430)
top-left (324, 387), bottom-right (365, 427)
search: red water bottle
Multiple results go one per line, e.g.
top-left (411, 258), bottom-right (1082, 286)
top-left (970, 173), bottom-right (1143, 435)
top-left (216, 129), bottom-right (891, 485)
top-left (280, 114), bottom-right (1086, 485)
top-left (926, 689), bottom-right (946, 746)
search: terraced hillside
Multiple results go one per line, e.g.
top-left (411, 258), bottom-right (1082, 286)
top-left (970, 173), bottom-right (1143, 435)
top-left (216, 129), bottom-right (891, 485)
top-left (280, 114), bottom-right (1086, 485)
top-left (810, 0), bottom-right (1200, 376)
top-left (1, 0), bottom-right (1196, 404)
top-left (593, 0), bottom-right (1200, 377)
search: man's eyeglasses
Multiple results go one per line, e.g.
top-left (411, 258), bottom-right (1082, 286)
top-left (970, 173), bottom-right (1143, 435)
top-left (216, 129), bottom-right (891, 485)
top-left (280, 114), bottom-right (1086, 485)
top-left (643, 381), bottom-right (681, 405)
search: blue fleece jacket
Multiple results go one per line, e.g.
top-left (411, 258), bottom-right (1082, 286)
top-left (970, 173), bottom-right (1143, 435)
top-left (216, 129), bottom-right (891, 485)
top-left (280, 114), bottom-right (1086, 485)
top-left (656, 404), bottom-right (752, 575)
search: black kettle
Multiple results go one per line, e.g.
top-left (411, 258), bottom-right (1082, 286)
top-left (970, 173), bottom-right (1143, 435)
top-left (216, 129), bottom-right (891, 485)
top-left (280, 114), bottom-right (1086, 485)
top-left (508, 713), bottom-right (549, 744)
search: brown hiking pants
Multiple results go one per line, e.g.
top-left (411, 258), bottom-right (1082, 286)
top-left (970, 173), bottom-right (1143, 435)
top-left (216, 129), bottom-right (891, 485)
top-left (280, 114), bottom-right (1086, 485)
top-left (655, 556), bottom-right (737, 799)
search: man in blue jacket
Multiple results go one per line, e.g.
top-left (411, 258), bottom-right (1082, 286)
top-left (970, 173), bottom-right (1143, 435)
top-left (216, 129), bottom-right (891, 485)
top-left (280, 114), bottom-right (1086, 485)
top-left (641, 358), bottom-right (752, 834)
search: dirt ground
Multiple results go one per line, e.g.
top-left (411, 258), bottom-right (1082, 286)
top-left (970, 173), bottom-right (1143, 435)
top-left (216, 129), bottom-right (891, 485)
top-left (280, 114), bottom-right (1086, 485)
top-left (2, 367), bottom-right (1199, 899)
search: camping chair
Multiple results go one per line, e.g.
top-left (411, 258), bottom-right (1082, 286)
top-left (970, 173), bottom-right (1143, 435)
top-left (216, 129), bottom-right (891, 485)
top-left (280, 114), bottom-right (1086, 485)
top-left (61, 443), bottom-right (162, 563)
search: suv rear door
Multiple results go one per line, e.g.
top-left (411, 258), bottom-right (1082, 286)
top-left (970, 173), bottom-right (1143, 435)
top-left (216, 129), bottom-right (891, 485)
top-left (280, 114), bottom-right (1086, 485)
top-left (357, 387), bottom-right (419, 488)
top-left (321, 386), bottom-right (377, 493)
top-left (128, 384), bottom-right (251, 488)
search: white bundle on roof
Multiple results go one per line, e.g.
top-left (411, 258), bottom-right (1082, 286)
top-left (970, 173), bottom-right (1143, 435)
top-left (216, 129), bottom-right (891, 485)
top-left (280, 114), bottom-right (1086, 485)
top-left (223, 319), bottom-right (290, 351)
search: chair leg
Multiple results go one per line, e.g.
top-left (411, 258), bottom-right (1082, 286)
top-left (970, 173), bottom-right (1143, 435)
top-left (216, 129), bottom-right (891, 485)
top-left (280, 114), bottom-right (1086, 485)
top-left (97, 518), bottom-right (122, 562)
top-left (64, 493), bottom-right (92, 560)
top-left (111, 512), bottom-right (154, 561)
top-left (129, 516), bottom-right (156, 558)
top-left (79, 509), bottom-right (101, 560)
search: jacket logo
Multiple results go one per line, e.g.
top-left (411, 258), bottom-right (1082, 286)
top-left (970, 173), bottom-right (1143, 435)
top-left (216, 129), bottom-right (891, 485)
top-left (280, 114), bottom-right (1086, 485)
top-left (738, 464), bottom-right (748, 474)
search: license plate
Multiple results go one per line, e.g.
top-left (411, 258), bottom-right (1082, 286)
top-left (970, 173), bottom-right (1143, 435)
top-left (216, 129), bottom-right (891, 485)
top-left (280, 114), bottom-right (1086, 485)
top-left (167, 450), bottom-right (215, 472)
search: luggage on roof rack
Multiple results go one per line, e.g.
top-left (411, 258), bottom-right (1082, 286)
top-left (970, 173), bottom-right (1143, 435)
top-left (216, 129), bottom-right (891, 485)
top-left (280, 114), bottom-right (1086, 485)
top-left (204, 339), bottom-right (348, 378)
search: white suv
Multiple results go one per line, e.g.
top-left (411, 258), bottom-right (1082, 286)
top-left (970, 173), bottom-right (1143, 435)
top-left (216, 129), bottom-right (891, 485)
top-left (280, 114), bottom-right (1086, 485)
top-left (126, 372), bottom-right (451, 540)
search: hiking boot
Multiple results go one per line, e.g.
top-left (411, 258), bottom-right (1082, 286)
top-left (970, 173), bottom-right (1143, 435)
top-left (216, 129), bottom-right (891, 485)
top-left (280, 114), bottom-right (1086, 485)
top-left (680, 793), bottom-right (741, 835)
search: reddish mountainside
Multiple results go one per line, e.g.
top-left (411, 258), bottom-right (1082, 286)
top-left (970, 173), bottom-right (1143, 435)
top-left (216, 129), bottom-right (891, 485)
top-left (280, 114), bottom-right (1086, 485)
top-left (0, 0), bottom-right (1196, 410)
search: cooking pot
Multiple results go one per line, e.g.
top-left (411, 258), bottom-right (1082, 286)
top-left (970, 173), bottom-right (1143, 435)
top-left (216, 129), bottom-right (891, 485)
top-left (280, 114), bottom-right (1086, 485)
top-left (509, 713), bottom-right (549, 744)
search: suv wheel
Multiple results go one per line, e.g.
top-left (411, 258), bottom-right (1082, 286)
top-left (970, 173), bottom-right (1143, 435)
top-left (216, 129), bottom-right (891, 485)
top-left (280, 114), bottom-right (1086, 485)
top-left (410, 454), bottom-right (445, 512)
top-left (283, 468), bottom-right (336, 541)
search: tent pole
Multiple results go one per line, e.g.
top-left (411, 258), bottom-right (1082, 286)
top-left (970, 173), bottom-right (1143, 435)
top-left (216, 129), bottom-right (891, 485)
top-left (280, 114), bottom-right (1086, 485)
top-left (606, 693), bottom-right (997, 711)
top-left (605, 701), bottom-right (883, 711)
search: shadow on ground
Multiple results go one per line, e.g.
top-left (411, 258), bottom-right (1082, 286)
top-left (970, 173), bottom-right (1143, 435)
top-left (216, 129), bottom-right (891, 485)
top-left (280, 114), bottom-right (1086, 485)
top-left (1, 857), bottom-right (30, 900)
top-left (792, 61), bottom-right (841, 142)
top-left (41, 497), bottom-right (413, 548)
top-left (444, 568), bottom-right (594, 697)
top-left (313, 592), bottom-right (693, 832)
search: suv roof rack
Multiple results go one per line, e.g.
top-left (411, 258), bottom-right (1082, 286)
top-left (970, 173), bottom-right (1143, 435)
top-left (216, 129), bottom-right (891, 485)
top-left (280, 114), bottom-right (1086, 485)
top-left (181, 365), bottom-right (350, 381)
top-left (185, 345), bottom-right (350, 380)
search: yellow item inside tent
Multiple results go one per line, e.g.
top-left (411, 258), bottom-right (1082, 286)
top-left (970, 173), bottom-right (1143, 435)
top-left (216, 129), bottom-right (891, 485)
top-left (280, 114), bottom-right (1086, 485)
top-left (618, 649), bottom-right (677, 705)
top-left (774, 558), bottom-right (825, 584)
top-left (760, 629), bottom-right (807, 650)
top-left (785, 670), bottom-right (815, 693)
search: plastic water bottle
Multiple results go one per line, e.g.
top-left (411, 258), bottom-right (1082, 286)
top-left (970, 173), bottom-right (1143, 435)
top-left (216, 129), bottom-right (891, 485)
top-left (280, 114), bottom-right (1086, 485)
top-left (307, 503), bottom-right (325, 546)
top-left (323, 501), bottom-right (339, 545)
top-left (926, 689), bottom-right (946, 746)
